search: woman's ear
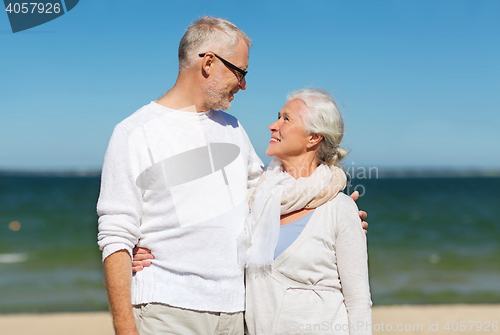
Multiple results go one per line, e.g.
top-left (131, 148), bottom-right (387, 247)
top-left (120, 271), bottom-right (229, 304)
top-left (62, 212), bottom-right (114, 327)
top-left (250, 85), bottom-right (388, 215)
top-left (307, 133), bottom-right (323, 149)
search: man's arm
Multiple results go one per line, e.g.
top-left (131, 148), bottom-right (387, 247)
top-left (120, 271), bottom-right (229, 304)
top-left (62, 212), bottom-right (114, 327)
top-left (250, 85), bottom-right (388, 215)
top-left (350, 191), bottom-right (368, 233)
top-left (104, 250), bottom-right (139, 335)
top-left (98, 124), bottom-right (143, 334)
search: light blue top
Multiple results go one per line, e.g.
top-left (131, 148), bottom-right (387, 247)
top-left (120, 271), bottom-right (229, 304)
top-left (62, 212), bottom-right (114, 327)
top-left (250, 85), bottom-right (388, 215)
top-left (274, 210), bottom-right (315, 259)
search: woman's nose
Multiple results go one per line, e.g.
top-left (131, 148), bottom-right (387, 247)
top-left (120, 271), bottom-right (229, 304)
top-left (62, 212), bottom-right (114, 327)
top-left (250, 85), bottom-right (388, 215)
top-left (268, 120), bottom-right (279, 131)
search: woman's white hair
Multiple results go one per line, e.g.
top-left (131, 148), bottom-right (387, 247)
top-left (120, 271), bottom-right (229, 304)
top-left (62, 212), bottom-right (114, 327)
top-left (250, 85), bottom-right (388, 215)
top-left (288, 88), bottom-right (347, 167)
top-left (178, 16), bottom-right (252, 71)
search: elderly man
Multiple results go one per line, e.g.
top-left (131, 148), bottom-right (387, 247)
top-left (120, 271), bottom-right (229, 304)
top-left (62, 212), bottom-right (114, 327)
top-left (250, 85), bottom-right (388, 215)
top-left (98, 16), bottom-right (367, 335)
top-left (98, 17), bottom-right (262, 335)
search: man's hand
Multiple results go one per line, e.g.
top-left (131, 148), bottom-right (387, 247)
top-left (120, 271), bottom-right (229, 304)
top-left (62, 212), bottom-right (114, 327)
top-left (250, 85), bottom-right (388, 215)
top-left (104, 250), bottom-right (140, 335)
top-left (350, 191), bottom-right (368, 234)
top-left (132, 247), bottom-right (154, 273)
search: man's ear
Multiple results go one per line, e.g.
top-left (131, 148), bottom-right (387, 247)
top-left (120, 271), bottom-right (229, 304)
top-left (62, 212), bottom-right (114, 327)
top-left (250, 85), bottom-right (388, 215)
top-left (307, 133), bottom-right (323, 149)
top-left (201, 53), bottom-right (214, 77)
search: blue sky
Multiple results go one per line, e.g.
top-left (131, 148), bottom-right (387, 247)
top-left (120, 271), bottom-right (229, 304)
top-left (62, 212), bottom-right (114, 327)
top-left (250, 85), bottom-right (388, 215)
top-left (1, 0), bottom-right (499, 171)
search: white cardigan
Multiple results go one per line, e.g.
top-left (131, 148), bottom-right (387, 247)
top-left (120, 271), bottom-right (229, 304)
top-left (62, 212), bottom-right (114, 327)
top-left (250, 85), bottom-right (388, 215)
top-left (245, 193), bottom-right (372, 335)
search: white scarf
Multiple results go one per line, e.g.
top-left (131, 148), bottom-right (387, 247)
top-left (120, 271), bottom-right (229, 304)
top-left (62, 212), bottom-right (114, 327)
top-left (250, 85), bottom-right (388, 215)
top-left (238, 158), bottom-right (347, 267)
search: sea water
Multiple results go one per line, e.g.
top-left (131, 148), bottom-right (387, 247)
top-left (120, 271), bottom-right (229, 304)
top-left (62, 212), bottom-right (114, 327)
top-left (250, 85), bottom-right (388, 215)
top-left (0, 175), bottom-right (499, 313)
top-left (352, 176), bottom-right (500, 305)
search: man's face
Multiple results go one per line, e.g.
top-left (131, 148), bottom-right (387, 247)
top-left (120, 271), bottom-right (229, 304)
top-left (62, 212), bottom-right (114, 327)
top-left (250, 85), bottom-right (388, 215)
top-left (203, 39), bottom-right (249, 111)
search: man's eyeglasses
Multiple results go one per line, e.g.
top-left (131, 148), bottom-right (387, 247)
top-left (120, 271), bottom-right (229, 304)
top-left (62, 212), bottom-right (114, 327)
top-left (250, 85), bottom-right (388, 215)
top-left (199, 52), bottom-right (247, 82)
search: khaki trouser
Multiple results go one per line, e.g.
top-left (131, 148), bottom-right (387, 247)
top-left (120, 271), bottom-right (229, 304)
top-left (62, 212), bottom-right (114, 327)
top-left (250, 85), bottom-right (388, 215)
top-left (133, 303), bottom-right (244, 335)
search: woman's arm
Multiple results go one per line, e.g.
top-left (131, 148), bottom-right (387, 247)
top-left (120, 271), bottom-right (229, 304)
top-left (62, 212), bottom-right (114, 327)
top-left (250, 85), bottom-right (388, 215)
top-left (130, 193), bottom-right (368, 274)
top-left (131, 247), bottom-right (154, 273)
top-left (335, 195), bottom-right (372, 335)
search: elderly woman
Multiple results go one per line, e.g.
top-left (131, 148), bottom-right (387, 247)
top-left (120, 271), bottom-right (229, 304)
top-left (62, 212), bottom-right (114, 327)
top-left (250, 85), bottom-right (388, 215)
top-left (242, 88), bottom-right (371, 335)
top-left (133, 88), bottom-right (371, 335)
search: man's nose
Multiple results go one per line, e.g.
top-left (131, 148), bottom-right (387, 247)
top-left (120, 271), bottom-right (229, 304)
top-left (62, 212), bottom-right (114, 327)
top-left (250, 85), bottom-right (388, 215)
top-left (238, 77), bottom-right (247, 90)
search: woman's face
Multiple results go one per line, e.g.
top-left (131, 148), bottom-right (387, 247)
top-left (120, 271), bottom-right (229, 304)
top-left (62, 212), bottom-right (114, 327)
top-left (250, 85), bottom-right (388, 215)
top-left (266, 98), bottom-right (312, 161)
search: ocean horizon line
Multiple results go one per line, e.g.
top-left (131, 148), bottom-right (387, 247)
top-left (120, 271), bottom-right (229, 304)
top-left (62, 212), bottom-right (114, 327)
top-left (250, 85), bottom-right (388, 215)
top-left (0, 167), bottom-right (499, 179)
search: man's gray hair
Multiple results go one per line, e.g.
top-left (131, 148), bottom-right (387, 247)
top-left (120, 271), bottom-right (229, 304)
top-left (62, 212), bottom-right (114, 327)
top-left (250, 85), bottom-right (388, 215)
top-left (288, 88), bottom-right (348, 167)
top-left (178, 16), bottom-right (252, 71)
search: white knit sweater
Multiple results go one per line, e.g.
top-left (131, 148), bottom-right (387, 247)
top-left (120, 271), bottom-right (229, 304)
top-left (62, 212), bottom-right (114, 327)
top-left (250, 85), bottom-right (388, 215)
top-left (97, 102), bottom-right (263, 313)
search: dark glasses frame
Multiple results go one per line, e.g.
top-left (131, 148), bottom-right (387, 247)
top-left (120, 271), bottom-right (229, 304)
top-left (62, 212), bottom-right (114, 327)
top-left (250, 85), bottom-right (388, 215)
top-left (199, 52), bottom-right (247, 82)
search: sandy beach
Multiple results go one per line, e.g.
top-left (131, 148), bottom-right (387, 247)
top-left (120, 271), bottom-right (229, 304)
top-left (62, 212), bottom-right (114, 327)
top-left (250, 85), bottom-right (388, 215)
top-left (1, 304), bottom-right (498, 335)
